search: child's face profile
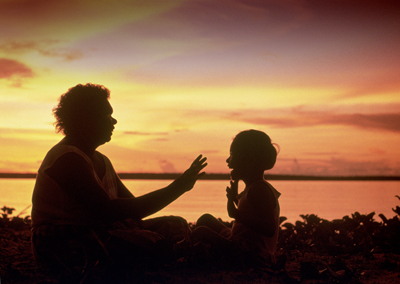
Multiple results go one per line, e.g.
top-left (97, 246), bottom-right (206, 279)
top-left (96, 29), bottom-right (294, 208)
top-left (226, 145), bottom-right (246, 181)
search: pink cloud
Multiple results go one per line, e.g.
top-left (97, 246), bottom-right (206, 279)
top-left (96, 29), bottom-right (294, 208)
top-left (158, 160), bottom-right (177, 173)
top-left (228, 109), bottom-right (400, 133)
top-left (324, 113), bottom-right (400, 133)
top-left (337, 72), bottom-right (400, 99)
top-left (276, 156), bottom-right (399, 177)
top-left (124, 131), bottom-right (169, 136)
top-left (0, 58), bottom-right (33, 79)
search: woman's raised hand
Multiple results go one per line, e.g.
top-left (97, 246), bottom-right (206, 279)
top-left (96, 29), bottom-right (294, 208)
top-left (172, 155), bottom-right (207, 192)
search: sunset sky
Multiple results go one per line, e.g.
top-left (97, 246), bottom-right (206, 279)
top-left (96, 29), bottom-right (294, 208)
top-left (1, 0), bottom-right (399, 176)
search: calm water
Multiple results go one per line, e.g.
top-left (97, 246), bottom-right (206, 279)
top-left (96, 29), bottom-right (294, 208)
top-left (1, 179), bottom-right (399, 224)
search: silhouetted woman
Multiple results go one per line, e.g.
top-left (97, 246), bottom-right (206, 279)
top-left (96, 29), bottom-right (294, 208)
top-left (31, 83), bottom-right (207, 280)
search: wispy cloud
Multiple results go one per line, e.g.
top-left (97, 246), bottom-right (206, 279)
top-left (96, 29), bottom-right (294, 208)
top-left (200, 150), bottom-right (220, 154)
top-left (303, 151), bottom-right (341, 156)
top-left (124, 131), bottom-right (169, 136)
top-left (158, 160), bottom-right (177, 173)
top-left (315, 157), bottom-right (399, 177)
top-left (227, 108), bottom-right (400, 133)
top-left (0, 58), bottom-right (34, 87)
top-left (0, 40), bottom-right (83, 61)
top-left (337, 72), bottom-right (400, 99)
top-left (276, 155), bottom-right (400, 176)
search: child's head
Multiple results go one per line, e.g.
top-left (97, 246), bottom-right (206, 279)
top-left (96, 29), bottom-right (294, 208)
top-left (230, 129), bottom-right (278, 171)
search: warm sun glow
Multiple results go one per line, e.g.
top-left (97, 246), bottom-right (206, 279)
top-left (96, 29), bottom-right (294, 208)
top-left (1, 0), bottom-right (399, 176)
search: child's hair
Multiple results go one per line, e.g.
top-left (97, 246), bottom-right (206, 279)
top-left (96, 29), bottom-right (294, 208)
top-left (231, 129), bottom-right (278, 171)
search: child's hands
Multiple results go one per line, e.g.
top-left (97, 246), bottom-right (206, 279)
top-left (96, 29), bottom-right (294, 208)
top-left (226, 180), bottom-right (238, 204)
top-left (226, 180), bottom-right (239, 218)
top-left (227, 199), bottom-right (238, 219)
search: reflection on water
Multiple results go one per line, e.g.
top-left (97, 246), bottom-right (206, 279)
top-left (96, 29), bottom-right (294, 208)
top-left (1, 179), bottom-right (399, 223)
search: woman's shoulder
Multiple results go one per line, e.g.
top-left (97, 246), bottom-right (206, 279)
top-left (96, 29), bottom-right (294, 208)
top-left (94, 150), bottom-right (110, 161)
top-left (47, 143), bottom-right (83, 156)
top-left (40, 144), bottom-right (90, 170)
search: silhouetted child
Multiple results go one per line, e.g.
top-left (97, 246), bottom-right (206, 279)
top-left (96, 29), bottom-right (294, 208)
top-left (192, 129), bottom-right (281, 265)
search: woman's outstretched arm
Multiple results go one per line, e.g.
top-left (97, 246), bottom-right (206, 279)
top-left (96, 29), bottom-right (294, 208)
top-left (128, 155), bottom-right (207, 219)
top-left (46, 153), bottom-right (207, 222)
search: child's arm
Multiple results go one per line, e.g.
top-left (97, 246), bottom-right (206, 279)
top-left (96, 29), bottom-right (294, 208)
top-left (226, 180), bottom-right (239, 218)
top-left (227, 197), bottom-right (237, 219)
top-left (226, 180), bottom-right (239, 205)
top-left (233, 183), bottom-right (277, 237)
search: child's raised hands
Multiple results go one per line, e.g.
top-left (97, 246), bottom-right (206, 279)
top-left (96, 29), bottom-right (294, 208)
top-left (226, 180), bottom-right (238, 203)
top-left (226, 180), bottom-right (239, 218)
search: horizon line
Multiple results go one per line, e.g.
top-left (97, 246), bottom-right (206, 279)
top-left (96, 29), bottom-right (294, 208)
top-left (0, 172), bottom-right (399, 181)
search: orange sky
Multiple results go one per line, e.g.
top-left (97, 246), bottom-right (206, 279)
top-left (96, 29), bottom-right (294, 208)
top-left (0, 0), bottom-right (399, 176)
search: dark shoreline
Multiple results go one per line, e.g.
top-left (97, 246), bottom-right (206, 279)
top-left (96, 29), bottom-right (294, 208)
top-left (1, 172), bottom-right (400, 181)
top-left (1, 207), bottom-right (400, 284)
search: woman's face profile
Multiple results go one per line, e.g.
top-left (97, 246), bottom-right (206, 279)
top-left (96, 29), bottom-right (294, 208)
top-left (88, 100), bottom-right (117, 145)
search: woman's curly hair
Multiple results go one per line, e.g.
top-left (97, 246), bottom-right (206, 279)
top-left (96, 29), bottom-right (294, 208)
top-left (53, 83), bottom-right (110, 135)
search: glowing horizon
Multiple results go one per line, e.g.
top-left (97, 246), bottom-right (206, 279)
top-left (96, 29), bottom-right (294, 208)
top-left (1, 0), bottom-right (399, 176)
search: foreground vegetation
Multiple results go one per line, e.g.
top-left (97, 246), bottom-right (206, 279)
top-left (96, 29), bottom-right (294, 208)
top-left (1, 197), bottom-right (399, 283)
